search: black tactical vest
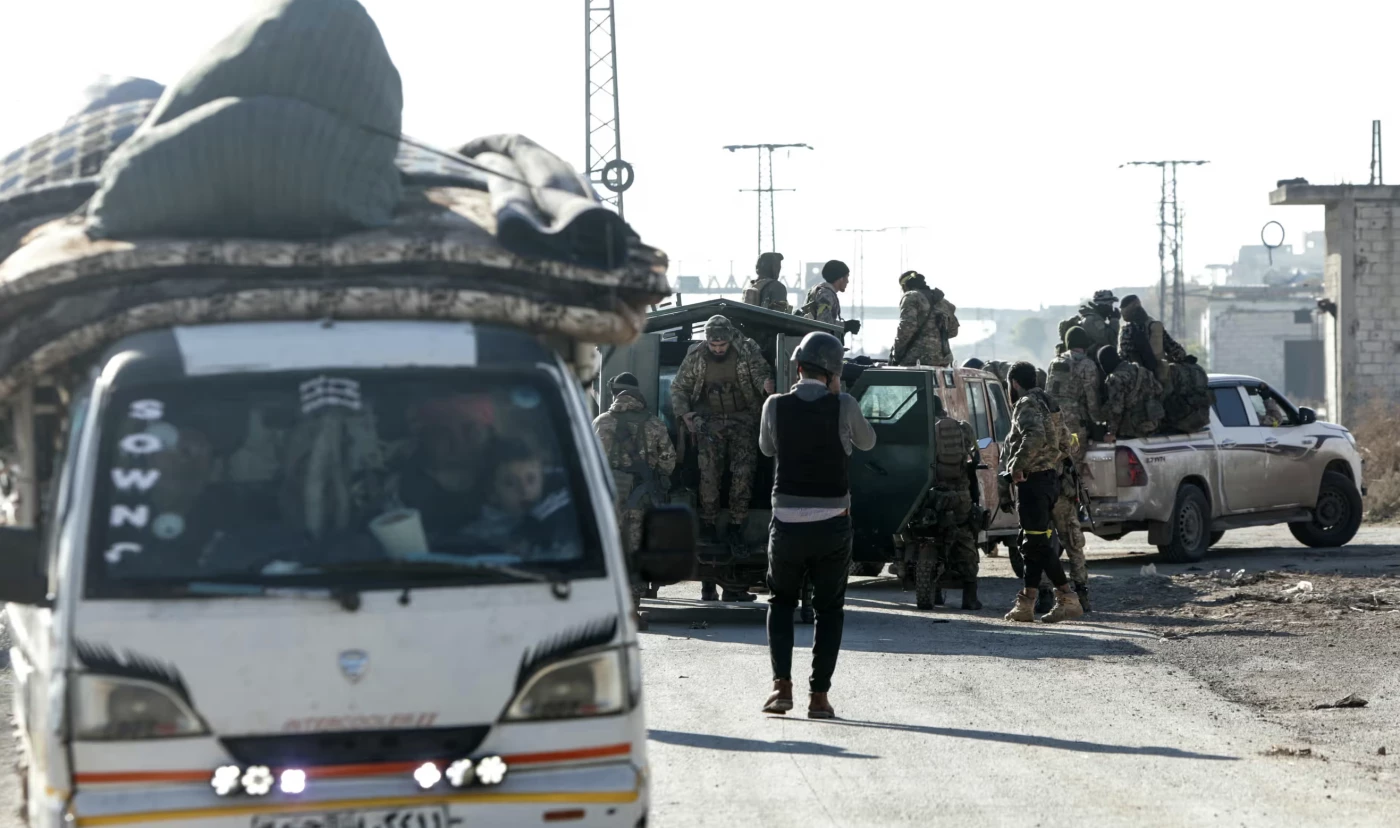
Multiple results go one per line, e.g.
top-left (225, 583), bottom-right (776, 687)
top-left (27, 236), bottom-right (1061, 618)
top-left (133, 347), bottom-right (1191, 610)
top-left (773, 392), bottom-right (848, 498)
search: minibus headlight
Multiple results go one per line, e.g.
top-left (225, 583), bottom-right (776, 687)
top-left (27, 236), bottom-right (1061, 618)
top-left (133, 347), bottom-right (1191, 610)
top-left (503, 650), bottom-right (625, 721)
top-left (72, 675), bottom-right (207, 740)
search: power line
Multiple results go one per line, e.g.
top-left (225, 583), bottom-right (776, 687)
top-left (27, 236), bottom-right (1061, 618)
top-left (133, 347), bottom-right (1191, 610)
top-left (835, 227), bottom-right (885, 326)
top-left (1121, 159), bottom-right (1209, 335)
top-left (724, 143), bottom-right (813, 255)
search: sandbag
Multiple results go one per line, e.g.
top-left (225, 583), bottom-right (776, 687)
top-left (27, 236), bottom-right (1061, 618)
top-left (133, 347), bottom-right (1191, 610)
top-left (87, 0), bottom-right (403, 239)
top-left (1163, 360), bottom-right (1212, 433)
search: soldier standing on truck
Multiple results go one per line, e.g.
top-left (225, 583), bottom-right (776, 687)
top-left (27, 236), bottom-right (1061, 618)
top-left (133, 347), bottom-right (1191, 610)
top-left (593, 372), bottom-right (677, 624)
top-left (1097, 346), bottom-right (1164, 441)
top-left (906, 394), bottom-right (984, 611)
top-left (1002, 362), bottom-right (1084, 624)
top-left (742, 252), bottom-right (793, 313)
top-left (671, 315), bottom-right (775, 601)
top-left (1118, 294), bottom-right (1187, 393)
top-left (890, 270), bottom-right (958, 367)
top-left (1058, 290), bottom-right (1120, 366)
top-left (798, 259), bottom-right (862, 338)
top-left (1046, 327), bottom-right (1103, 610)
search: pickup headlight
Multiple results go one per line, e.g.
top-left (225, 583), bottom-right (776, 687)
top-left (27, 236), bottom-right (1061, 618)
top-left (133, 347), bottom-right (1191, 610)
top-left (72, 675), bottom-right (207, 740)
top-left (503, 650), bottom-right (625, 721)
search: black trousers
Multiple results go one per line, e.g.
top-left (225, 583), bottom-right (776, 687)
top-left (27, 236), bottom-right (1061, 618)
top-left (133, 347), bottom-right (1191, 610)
top-left (766, 515), bottom-right (853, 693)
top-left (1017, 469), bottom-right (1068, 589)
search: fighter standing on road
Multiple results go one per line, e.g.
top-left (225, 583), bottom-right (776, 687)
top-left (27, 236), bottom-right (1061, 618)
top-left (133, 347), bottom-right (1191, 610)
top-left (742, 251), bottom-right (793, 313)
top-left (906, 394), bottom-right (984, 611)
top-left (1046, 327), bottom-right (1104, 610)
top-left (593, 373), bottom-right (677, 623)
top-left (1002, 362), bottom-right (1084, 624)
top-left (671, 315), bottom-right (774, 601)
top-left (759, 331), bottom-right (876, 719)
top-left (890, 270), bottom-right (958, 367)
top-left (799, 259), bottom-right (862, 338)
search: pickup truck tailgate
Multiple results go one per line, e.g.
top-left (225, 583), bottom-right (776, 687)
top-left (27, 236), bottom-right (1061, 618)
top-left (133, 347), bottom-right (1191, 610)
top-left (1084, 444), bottom-right (1118, 498)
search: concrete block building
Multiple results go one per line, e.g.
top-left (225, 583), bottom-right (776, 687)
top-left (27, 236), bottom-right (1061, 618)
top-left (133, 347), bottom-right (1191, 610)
top-left (1271, 183), bottom-right (1400, 426)
top-left (1202, 285), bottom-right (1325, 405)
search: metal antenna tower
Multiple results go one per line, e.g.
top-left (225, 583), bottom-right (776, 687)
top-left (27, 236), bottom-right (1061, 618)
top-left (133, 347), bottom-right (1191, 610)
top-left (585, 1), bottom-right (633, 215)
top-left (1371, 120), bottom-right (1384, 185)
top-left (880, 225), bottom-right (926, 272)
top-left (1121, 160), bottom-right (1209, 334)
top-left (724, 143), bottom-right (813, 254)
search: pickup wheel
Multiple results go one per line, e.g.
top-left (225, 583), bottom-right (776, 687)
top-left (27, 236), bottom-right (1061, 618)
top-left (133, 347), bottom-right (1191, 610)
top-left (1158, 484), bottom-right (1210, 563)
top-left (1289, 471), bottom-right (1363, 548)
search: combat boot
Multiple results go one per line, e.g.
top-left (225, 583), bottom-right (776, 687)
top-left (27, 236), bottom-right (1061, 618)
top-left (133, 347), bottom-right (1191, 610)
top-left (1074, 581), bottom-right (1092, 613)
top-left (701, 581), bottom-right (719, 602)
top-left (961, 580), bottom-right (982, 610)
top-left (762, 679), bottom-right (794, 714)
top-left (807, 692), bottom-right (835, 720)
top-left (1004, 587), bottom-right (1036, 622)
top-left (1039, 585), bottom-right (1085, 623)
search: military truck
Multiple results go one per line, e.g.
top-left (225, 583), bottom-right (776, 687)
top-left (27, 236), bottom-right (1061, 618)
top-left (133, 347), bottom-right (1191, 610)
top-left (599, 299), bottom-right (1019, 597)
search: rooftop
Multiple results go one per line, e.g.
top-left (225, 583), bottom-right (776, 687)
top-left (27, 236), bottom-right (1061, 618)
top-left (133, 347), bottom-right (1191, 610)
top-left (1270, 183), bottom-right (1400, 205)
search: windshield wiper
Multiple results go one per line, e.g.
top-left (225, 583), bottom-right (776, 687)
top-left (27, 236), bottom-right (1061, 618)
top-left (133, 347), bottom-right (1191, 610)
top-left (311, 557), bottom-right (573, 601)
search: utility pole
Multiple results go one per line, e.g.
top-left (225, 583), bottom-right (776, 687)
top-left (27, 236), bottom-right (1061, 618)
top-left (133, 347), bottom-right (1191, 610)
top-left (585, 1), bottom-right (633, 215)
top-left (835, 227), bottom-right (885, 325)
top-left (880, 225), bottom-right (926, 272)
top-left (1121, 160), bottom-right (1209, 335)
top-left (1371, 120), bottom-right (1384, 185)
top-left (724, 143), bottom-right (813, 255)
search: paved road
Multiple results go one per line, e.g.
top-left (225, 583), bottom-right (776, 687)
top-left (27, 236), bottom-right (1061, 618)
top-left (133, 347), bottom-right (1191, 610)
top-left (642, 527), bottom-right (1400, 827)
top-left (1, 527), bottom-right (1395, 826)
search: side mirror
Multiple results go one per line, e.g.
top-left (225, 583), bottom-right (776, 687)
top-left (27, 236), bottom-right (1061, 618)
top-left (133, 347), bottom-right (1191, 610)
top-left (637, 505), bottom-right (697, 584)
top-left (1297, 407), bottom-right (1317, 425)
top-left (0, 526), bottom-right (51, 607)
top-left (977, 437), bottom-right (993, 451)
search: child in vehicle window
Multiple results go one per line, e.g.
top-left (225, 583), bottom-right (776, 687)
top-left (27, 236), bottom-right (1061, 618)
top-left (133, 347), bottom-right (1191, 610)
top-left (458, 436), bottom-right (580, 562)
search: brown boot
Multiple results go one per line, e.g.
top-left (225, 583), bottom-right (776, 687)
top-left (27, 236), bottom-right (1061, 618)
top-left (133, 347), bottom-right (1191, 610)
top-left (1039, 585), bottom-right (1085, 623)
top-left (807, 692), bottom-right (835, 719)
top-left (762, 679), bottom-right (794, 714)
top-left (1004, 587), bottom-right (1036, 622)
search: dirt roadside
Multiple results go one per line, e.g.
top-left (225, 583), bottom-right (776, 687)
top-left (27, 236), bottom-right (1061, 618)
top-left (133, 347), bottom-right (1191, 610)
top-left (1074, 527), bottom-right (1400, 781)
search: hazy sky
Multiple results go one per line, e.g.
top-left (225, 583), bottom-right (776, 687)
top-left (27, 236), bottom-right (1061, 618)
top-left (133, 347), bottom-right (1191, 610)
top-left (2, 0), bottom-right (1393, 312)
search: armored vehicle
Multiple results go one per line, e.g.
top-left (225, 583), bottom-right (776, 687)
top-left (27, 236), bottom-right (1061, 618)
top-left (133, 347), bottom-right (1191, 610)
top-left (599, 299), bottom-right (1019, 595)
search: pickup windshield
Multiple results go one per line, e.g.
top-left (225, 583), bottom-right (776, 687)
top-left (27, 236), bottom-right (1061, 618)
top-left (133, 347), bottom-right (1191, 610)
top-left (87, 370), bottom-right (601, 598)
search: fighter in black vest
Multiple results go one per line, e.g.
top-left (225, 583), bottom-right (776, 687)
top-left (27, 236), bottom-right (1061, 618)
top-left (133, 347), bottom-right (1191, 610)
top-left (757, 331), bottom-right (876, 720)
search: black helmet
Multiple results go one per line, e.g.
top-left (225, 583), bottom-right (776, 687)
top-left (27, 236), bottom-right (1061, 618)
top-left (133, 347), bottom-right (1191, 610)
top-left (792, 331), bottom-right (845, 377)
top-left (962, 357), bottom-right (986, 370)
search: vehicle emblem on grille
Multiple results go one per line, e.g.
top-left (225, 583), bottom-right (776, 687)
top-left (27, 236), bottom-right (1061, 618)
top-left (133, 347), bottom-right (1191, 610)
top-left (338, 650), bottom-right (369, 683)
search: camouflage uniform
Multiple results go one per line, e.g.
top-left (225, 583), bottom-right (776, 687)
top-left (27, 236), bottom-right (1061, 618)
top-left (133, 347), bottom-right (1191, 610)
top-left (1046, 351), bottom-right (1103, 463)
top-left (891, 287), bottom-right (955, 367)
top-left (743, 277), bottom-right (793, 313)
top-left (594, 392), bottom-right (677, 608)
top-left (1006, 389), bottom-right (1063, 478)
top-left (1118, 312), bottom-right (1187, 389)
top-left (908, 412), bottom-right (983, 609)
top-left (1103, 360), bottom-right (1163, 439)
top-left (670, 334), bottom-right (772, 528)
top-left (799, 281), bottom-right (842, 324)
top-left (1058, 304), bottom-right (1119, 358)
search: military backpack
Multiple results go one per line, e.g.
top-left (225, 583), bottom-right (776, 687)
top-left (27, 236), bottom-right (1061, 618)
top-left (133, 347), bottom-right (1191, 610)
top-left (1163, 360), bottom-right (1213, 433)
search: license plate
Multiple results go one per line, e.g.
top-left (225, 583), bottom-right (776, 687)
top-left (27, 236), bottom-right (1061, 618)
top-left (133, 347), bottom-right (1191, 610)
top-left (251, 806), bottom-right (450, 828)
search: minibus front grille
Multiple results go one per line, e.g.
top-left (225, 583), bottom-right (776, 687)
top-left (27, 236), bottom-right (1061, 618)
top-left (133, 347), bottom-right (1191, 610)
top-left (220, 726), bottom-right (491, 766)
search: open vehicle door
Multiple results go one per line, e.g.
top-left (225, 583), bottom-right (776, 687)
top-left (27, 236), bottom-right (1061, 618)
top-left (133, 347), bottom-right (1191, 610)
top-left (847, 368), bottom-right (936, 564)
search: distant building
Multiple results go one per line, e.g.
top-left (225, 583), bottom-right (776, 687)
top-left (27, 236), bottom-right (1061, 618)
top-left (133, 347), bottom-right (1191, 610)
top-left (1201, 285), bottom-right (1324, 405)
top-left (1271, 183), bottom-right (1400, 425)
top-left (1226, 230), bottom-right (1325, 286)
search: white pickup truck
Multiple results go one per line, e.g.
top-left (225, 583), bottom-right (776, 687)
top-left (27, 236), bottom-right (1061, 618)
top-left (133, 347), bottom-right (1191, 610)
top-left (1082, 374), bottom-right (1364, 562)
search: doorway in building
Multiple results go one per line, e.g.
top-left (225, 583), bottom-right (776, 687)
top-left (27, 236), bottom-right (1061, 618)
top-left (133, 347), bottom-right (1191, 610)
top-left (1284, 339), bottom-right (1325, 405)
